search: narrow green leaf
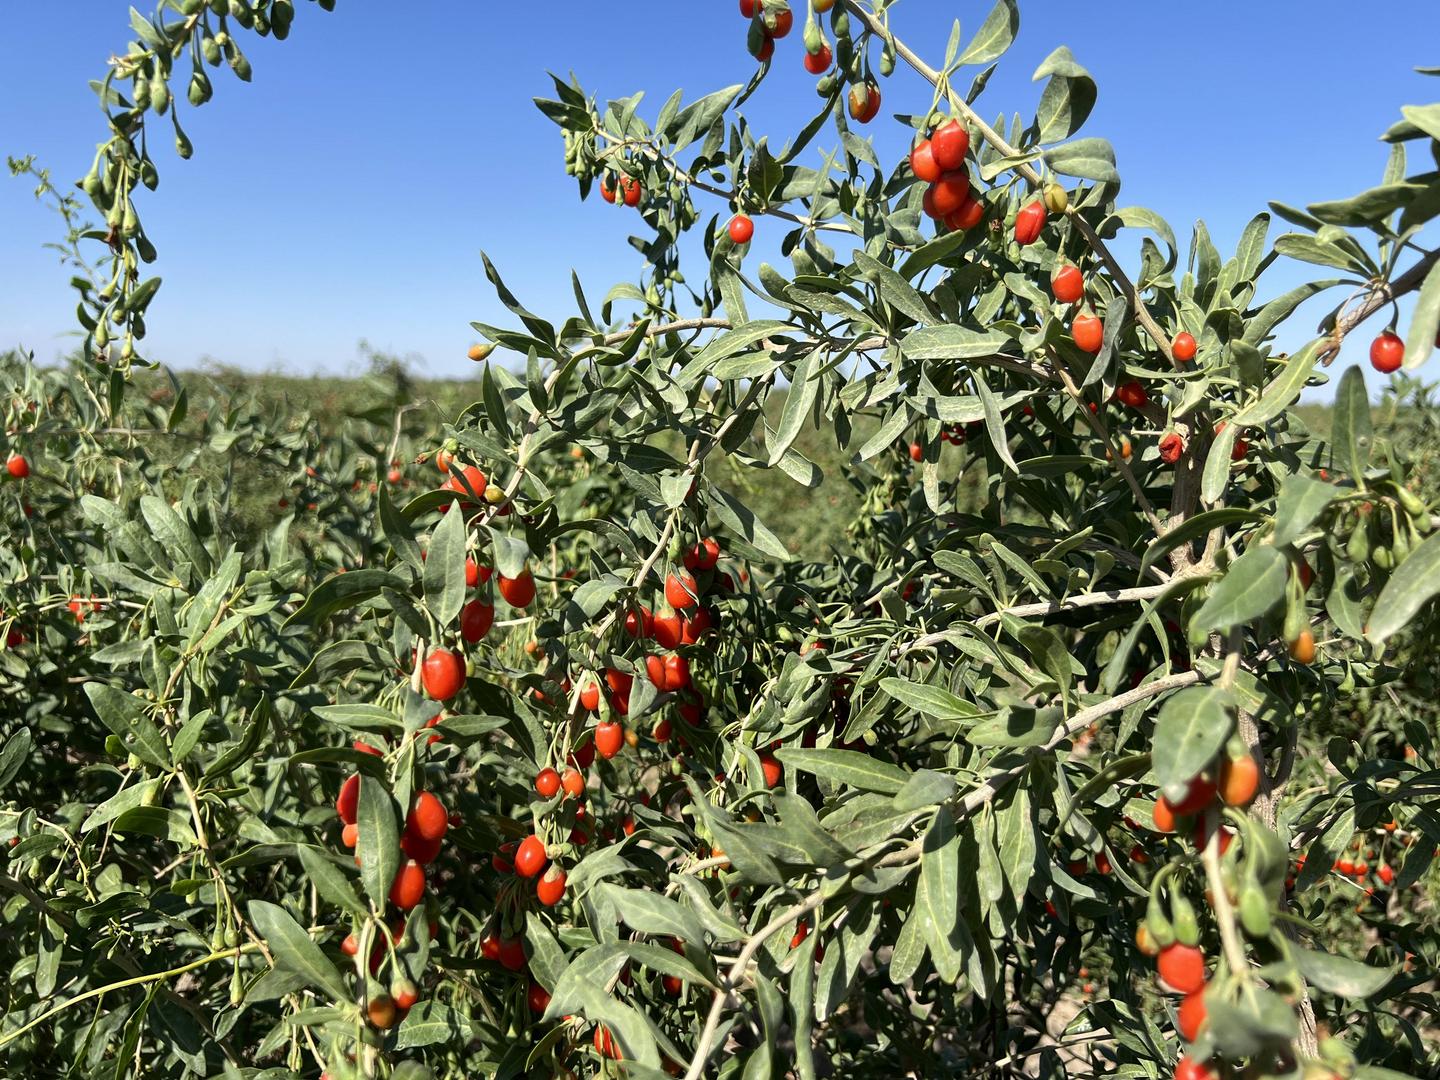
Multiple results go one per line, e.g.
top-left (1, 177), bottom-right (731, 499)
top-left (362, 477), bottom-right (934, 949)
top-left (1367, 531), bottom-right (1440, 645)
top-left (423, 499), bottom-right (467, 627)
top-left (878, 678), bottom-right (979, 721)
top-left (357, 777), bottom-right (400, 913)
top-left (1152, 687), bottom-right (1232, 791)
top-left (1192, 545), bottom-right (1287, 635)
top-left (774, 748), bottom-right (909, 795)
top-left (247, 900), bottom-right (349, 1003)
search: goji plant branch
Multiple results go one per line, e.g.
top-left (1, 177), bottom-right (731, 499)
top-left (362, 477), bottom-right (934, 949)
top-left (1320, 246), bottom-right (1440, 364)
top-left (0, 944), bottom-right (252, 1051)
top-left (839, 1), bottom-right (1176, 365)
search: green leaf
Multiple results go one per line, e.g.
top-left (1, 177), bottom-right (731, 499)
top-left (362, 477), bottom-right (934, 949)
top-left (1140, 508), bottom-right (1264, 580)
top-left (81, 778), bottom-right (162, 833)
top-left (83, 683), bottom-right (169, 769)
top-left (972, 368), bottom-right (1018, 474)
top-left (1404, 257), bottom-right (1440, 370)
top-left (357, 776), bottom-right (400, 913)
top-left (247, 900), bottom-right (349, 1003)
top-left (1043, 138), bottom-right (1118, 183)
top-left (899, 325), bottom-right (1012, 360)
top-left (1293, 947), bottom-right (1394, 998)
top-left (1367, 531), bottom-right (1440, 645)
top-left (774, 748), bottom-right (909, 795)
top-left (1330, 365), bottom-right (1373, 485)
top-left (597, 883), bottom-right (705, 945)
top-left (395, 1001), bottom-right (460, 1049)
top-left (917, 807), bottom-right (964, 982)
top-left (297, 846), bottom-right (367, 919)
top-left (892, 769), bottom-right (958, 811)
top-left (1191, 545), bottom-right (1287, 635)
top-left (691, 320), bottom-right (790, 369)
top-left (1201, 419), bottom-right (1241, 504)
top-left (423, 498), bottom-right (467, 627)
top-left (769, 347), bottom-right (821, 466)
top-left (1032, 46), bottom-right (1096, 143)
top-left (957, 0), bottom-right (1018, 66)
top-left (710, 487), bottom-right (791, 562)
top-left (1233, 339), bottom-right (1322, 427)
top-left (0, 728), bottom-right (33, 790)
top-left (139, 495), bottom-right (209, 578)
top-left (283, 570), bottom-right (405, 629)
top-left (1272, 474), bottom-right (1343, 547)
top-left (965, 706), bottom-right (1060, 748)
top-left (1152, 687), bottom-right (1232, 791)
top-left (878, 678), bottom-right (979, 721)
top-left (854, 251), bottom-right (931, 324)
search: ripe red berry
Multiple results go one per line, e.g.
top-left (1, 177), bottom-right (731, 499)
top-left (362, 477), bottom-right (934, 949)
top-left (760, 753), bottom-right (783, 788)
top-left (739, 0), bottom-right (757, 15)
top-left (646, 653), bottom-right (691, 692)
top-left (928, 170), bottom-right (970, 218)
top-left (421, 648), bottom-right (465, 701)
top-left (593, 1024), bottom-right (622, 1060)
top-left (1014, 201), bottom-right (1046, 245)
top-left (5, 456), bottom-right (29, 480)
top-left (497, 936), bottom-right (527, 972)
top-left (1172, 331), bottom-right (1197, 363)
top-left (1157, 943), bottom-right (1207, 995)
top-left (392, 980), bottom-right (419, 1011)
top-left (341, 822), bottom-right (359, 848)
top-left (1370, 331), bottom-right (1404, 373)
top-left (535, 768), bottom-right (560, 798)
top-left (599, 177), bottom-right (616, 204)
top-left (400, 827), bottom-right (442, 864)
top-left (595, 721), bottom-right (624, 759)
top-left (665, 570), bottom-right (698, 611)
top-left (803, 42), bottom-right (832, 74)
top-left (1177, 990), bottom-right (1207, 1042)
top-left (1051, 264), bottom-right (1084, 304)
top-left (526, 979), bottom-right (551, 1013)
top-left (336, 773), bottom-right (360, 825)
top-left (536, 865), bottom-right (567, 906)
top-left (579, 680), bottom-right (601, 711)
top-left (441, 464), bottom-right (487, 501)
top-left (728, 214), bottom-right (754, 245)
top-left (847, 81), bottom-right (880, 124)
top-left (1174, 1055), bottom-right (1218, 1080)
top-left (624, 605), bottom-right (653, 639)
top-left (408, 791), bottom-right (448, 843)
top-left (683, 537), bottom-right (720, 572)
top-left (944, 194), bottom-right (984, 232)
top-left (1116, 380), bottom-right (1149, 410)
top-left (562, 766), bottom-right (587, 798)
top-left (498, 569), bottom-right (536, 608)
top-left (652, 611), bottom-right (682, 649)
top-left (620, 176), bottom-right (642, 207)
top-left (460, 599), bottom-right (494, 643)
top-left (681, 607), bottom-right (713, 644)
top-left (1072, 314), bottom-right (1104, 354)
top-left (514, 835), bottom-right (547, 878)
top-left (769, 8), bottom-right (792, 36)
top-left (389, 859), bottom-right (426, 910)
top-left (910, 138), bottom-right (941, 183)
top-left (930, 120), bottom-right (970, 171)
top-left (1159, 432), bottom-right (1185, 464)
top-left (908, 442), bottom-right (924, 462)
top-left (1171, 775), bottom-right (1217, 815)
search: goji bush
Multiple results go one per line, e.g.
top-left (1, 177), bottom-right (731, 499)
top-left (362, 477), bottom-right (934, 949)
top-left (4, 2), bottom-right (1440, 1078)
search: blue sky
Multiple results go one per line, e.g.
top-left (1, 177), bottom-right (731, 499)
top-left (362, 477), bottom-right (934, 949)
top-left (3, 1), bottom-right (1440, 390)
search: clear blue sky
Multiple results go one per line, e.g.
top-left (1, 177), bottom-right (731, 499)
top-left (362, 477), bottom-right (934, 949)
top-left (3, 2), bottom-right (1440, 390)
